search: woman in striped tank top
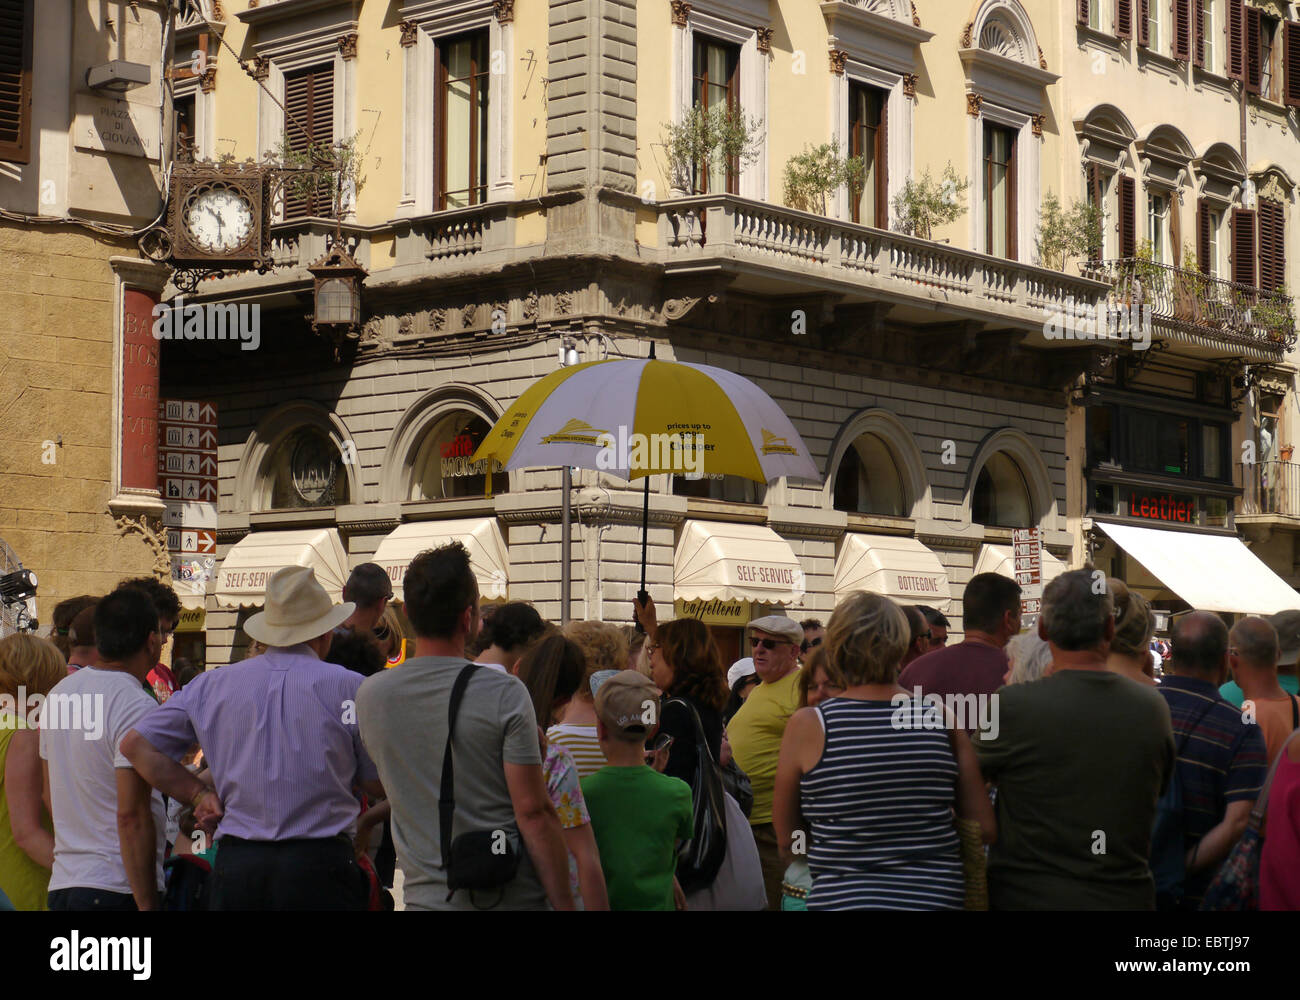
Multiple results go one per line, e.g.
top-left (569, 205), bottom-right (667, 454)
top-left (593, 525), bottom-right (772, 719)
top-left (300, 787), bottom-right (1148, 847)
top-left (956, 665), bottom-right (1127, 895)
top-left (773, 592), bottom-right (995, 910)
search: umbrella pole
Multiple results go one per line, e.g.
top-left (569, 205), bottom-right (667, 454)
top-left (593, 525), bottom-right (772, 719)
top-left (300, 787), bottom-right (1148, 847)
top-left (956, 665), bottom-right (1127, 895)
top-left (636, 474), bottom-right (650, 633)
top-left (561, 465), bottom-right (571, 627)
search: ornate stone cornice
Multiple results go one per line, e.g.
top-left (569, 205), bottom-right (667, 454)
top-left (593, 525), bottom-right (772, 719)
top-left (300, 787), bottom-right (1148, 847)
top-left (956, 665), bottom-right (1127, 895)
top-left (338, 517), bottom-right (400, 534)
top-left (670, 0), bottom-right (691, 26)
top-left (916, 531), bottom-right (983, 552)
top-left (338, 33), bottom-right (358, 60)
top-left (768, 517), bottom-right (844, 541)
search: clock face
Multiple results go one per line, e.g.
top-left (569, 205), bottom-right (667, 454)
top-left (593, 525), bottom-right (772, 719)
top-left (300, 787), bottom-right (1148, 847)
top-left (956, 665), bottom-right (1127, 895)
top-left (183, 185), bottom-right (255, 254)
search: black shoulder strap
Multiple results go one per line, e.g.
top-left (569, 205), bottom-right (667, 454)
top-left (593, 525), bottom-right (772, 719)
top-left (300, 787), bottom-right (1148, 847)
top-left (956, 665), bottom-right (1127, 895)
top-left (439, 663), bottom-right (480, 871)
top-left (1291, 693), bottom-right (1299, 731)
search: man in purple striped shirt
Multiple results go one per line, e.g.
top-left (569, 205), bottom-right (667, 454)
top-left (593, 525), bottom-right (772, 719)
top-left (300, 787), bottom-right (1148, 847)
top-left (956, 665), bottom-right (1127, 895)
top-left (122, 565), bottom-right (383, 910)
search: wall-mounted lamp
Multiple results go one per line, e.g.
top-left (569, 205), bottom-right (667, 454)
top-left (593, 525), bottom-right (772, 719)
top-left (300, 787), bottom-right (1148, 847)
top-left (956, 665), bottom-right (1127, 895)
top-left (86, 61), bottom-right (152, 93)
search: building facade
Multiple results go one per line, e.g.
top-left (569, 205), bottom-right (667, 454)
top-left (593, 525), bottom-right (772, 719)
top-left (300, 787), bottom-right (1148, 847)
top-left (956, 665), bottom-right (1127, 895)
top-left (0, 0), bottom-right (174, 630)
top-left (156, 0), bottom-right (1300, 667)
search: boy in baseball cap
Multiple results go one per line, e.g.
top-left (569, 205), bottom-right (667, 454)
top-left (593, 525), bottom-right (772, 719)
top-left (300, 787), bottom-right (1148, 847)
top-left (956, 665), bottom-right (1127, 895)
top-left (580, 671), bottom-right (694, 910)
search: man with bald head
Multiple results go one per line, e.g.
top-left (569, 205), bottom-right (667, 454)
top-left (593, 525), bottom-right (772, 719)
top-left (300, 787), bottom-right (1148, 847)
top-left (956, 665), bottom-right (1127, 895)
top-left (1157, 611), bottom-right (1267, 910)
top-left (1229, 616), bottom-right (1300, 765)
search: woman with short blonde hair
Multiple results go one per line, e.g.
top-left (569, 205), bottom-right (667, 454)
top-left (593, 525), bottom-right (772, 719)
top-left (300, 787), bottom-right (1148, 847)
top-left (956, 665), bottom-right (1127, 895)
top-left (0, 634), bottom-right (66, 910)
top-left (773, 591), bottom-right (994, 909)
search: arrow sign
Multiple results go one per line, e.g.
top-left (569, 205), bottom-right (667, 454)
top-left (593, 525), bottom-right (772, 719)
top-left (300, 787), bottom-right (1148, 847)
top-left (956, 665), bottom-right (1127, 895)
top-left (199, 428), bottom-right (216, 448)
top-left (199, 481), bottom-right (217, 501)
top-left (200, 455), bottom-right (217, 475)
top-left (195, 530), bottom-right (216, 554)
top-left (199, 403), bottom-right (216, 424)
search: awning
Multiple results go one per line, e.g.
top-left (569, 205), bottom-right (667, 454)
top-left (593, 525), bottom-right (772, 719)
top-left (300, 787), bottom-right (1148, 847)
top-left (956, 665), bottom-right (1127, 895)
top-left (975, 543), bottom-right (1067, 583)
top-left (372, 519), bottom-right (509, 602)
top-left (833, 533), bottom-right (952, 610)
top-left (674, 520), bottom-right (805, 605)
top-left (214, 528), bottom-right (349, 609)
top-left (1097, 522), bottom-right (1300, 614)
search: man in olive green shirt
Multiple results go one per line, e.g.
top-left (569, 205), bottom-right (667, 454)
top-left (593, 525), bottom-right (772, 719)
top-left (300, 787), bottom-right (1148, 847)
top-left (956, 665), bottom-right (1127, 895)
top-left (976, 571), bottom-right (1174, 910)
top-left (727, 615), bottom-right (803, 910)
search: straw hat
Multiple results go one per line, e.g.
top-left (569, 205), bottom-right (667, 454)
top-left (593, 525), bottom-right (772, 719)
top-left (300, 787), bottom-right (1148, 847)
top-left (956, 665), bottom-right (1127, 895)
top-left (243, 566), bottom-right (355, 647)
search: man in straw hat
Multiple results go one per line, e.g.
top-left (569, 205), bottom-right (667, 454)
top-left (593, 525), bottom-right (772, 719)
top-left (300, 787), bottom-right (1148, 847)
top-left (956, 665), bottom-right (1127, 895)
top-left (122, 565), bottom-right (382, 910)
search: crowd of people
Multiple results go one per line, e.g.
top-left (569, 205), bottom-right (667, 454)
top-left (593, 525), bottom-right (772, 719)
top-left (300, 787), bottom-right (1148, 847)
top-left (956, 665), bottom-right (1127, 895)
top-left (1, 546), bottom-right (1298, 911)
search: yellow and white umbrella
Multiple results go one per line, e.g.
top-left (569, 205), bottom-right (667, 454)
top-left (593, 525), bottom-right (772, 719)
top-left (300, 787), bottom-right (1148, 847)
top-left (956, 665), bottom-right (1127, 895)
top-left (472, 357), bottom-right (821, 484)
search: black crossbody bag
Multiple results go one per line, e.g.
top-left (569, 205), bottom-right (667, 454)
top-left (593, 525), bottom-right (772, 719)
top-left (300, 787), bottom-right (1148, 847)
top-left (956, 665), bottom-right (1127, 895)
top-left (440, 663), bottom-right (521, 901)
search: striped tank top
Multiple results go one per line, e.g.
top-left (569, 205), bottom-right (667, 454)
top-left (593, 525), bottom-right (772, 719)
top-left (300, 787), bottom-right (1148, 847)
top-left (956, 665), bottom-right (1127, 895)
top-left (546, 724), bottom-right (607, 779)
top-left (800, 698), bottom-right (964, 910)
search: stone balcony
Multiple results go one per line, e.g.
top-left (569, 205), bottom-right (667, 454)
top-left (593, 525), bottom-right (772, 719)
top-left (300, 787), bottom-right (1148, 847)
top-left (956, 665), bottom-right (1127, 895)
top-left (654, 194), bottom-right (1112, 338)
top-left (1240, 460), bottom-right (1300, 520)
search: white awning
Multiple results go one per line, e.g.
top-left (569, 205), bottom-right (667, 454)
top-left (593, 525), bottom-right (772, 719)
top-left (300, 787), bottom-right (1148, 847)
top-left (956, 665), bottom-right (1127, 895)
top-left (214, 528), bottom-right (349, 609)
top-left (372, 519), bottom-right (509, 602)
top-left (833, 533), bottom-right (952, 611)
top-left (975, 543), bottom-right (1067, 583)
top-left (1097, 522), bottom-right (1300, 615)
top-left (675, 520), bottom-right (805, 605)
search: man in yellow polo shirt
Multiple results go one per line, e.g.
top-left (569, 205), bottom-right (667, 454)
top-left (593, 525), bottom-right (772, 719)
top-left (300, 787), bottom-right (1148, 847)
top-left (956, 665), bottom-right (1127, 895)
top-left (726, 615), bottom-right (803, 909)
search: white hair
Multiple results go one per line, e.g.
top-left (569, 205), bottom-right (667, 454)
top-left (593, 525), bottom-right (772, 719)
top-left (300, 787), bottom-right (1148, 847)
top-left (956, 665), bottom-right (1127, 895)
top-left (1006, 631), bottom-right (1053, 685)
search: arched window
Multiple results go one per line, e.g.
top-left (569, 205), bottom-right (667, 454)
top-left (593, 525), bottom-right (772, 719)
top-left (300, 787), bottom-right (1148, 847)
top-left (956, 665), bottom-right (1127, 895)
top-left (971, 451), bottom-right (1032, 528)
top-left (833, 433), bottom-right (905, 516)
top-left (410, 410), bottom-right (508, 500)
top-left (263, 426), bottom-right (350, 509)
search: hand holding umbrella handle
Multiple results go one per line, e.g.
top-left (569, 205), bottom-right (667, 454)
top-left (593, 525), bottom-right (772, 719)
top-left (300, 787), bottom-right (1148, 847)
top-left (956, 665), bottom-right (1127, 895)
top-left (633, 591), bottom-right (656, 636)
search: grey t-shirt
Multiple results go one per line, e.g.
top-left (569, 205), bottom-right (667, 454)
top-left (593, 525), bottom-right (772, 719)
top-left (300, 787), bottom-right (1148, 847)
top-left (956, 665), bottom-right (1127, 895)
top-left (356, 656), bottom-right (547, 910)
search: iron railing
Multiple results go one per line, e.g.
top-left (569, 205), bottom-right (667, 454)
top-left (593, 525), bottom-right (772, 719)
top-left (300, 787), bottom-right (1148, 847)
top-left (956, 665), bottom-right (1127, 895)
top-left (1080, 257), bottom-right (1296, 351)
top-left (1240, 460), bottom-right (1300, 517)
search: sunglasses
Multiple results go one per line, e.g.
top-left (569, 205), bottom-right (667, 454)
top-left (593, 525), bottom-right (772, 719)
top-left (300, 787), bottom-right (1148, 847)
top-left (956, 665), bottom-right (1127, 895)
top-left (751, 637), bottom-right (793, 651)
top-left (800, 636), bottom-right (823, 653)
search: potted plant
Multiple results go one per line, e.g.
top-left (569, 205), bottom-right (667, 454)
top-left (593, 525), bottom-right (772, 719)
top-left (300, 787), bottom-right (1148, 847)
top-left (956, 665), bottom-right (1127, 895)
top-left (1035, 192), bottom-right (1103, 272)
top-left (660, 104), bottom-right (764, 197)
top-left (890, 162), bottom-right (970, 242)
top-left (781, 139), bottom-right (865, 217)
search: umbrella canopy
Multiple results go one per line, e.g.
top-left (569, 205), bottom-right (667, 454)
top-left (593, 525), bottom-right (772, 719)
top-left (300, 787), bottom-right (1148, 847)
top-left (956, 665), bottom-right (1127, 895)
top-left (472, 358), bottom-right (821, 485)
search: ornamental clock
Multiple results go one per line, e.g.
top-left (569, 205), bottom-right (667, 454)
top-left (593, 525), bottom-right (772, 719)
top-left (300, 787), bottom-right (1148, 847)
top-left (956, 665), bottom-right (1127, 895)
top-left (164, 161), bottom-right (271, 268)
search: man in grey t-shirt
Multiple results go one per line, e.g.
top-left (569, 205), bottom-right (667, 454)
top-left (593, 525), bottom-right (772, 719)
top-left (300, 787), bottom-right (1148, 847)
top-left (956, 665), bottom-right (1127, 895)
top-left (356, 543), bottom-right (573, 911)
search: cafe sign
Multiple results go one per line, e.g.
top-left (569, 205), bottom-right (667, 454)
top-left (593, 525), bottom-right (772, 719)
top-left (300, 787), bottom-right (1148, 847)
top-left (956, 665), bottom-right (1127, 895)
top-left (674, 598), bottom-right (751, 627)
top-left (441, 433), bottom-right (502, 479)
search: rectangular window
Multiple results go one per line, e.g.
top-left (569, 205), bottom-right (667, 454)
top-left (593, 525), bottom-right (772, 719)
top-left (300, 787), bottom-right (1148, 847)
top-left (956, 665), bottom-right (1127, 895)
top-left (984, 123), bottom-right (1016, 259)
top-left (1261, 15), bottom-right (1278, 99)
top-left (1206, 209), bottom-right (1220, 276)
top-left (1202, 0), bottom-right (1215, 71)
top-left (1149, 0), bottom-right (1161, 51)
top-left (283, 64), bottom-right (334, 219)
top-left (1086, 163), bottom-right (1109, 259)
top-left (1089, 0), bottom-right (1102, 31)
top-left (848, 83), bottom-right (887, 228)
top-left (174, 93), bottom-right (196, 158)
top-left (1087, 405), bottom-right (1116, 467)
top-left (1148, 192), bottom-right (1168, 263)
top-left (1202, 423), bottom-right (1224, 479)
top-left (0, 0), bottom-right (35, 164)
top-left (692, 36), bottom-right (739, 195)
top-left (1129, 410), bottom-right (1190, 476)
top-left (437, 30), bottom-right (490, 210)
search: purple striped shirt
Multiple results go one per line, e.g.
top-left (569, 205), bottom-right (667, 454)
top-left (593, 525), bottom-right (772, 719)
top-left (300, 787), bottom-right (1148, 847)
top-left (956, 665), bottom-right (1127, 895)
top-left (132, 645), bottom-right (378, 842)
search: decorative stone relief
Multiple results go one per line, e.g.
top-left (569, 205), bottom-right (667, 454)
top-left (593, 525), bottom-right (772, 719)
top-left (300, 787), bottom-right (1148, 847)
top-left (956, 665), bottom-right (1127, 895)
top-left (399, 20), bottom-right (418, 46)
top-left (966, 92), bottom-right (984, 117)
top-left (115, 515), bottom-right (171, 581)
top-left (670, 0), bottom-right (691, 26)
top-left (337, 33), bottom-right (358, 60)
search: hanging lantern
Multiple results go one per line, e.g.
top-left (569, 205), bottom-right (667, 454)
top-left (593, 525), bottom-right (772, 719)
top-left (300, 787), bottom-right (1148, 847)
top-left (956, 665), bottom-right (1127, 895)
top-left (307, 238), bottom-right (367, 353)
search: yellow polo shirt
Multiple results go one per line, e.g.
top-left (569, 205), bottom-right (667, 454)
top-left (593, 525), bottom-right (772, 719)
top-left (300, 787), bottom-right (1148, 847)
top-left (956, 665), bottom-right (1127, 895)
top-left (727, 668), bottom-right (801, 826)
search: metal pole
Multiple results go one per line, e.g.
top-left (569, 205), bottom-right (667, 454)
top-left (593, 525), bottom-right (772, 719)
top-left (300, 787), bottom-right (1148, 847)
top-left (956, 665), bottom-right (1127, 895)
top-left (561, 465), bottom-right (572, 626)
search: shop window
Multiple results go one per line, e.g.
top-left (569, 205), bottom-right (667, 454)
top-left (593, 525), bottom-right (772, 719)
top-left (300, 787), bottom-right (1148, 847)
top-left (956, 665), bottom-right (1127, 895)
top-left (833, 433), bottom-right (905, 516)
top-left (1087, 405), bottom-right (1116, 467)
top-left (1128, 410), bottom-right (1189, 476)
top-left (265, 427), bottom-right (349, 509)
top-left (672, 473), bottom-right (763, 504)
top-left (972, 452), bottom-right (1032, 528)
top-left (1201, 424), bottom-right (1224, 479)
top-left (412, 411), bottom-right (508, 500)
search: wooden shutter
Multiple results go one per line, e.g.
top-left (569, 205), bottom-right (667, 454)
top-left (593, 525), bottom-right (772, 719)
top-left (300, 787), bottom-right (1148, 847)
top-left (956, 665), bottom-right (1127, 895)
top-left (1194, 0), bottom-right (1205, 66)
top-left (1078, 0), bottom-right (1091, 27)
top-left (283, 65), bottom-right (334, 219)
top-left (1171, 196), bottom-right (1183, 267)
top-left (1117, 0), bottom-right (1134, 39)
top-left (1197, 199), bottom-right (1211, 275)
top-left (0, 0), bottom-right (34, 164)
top-left (1227, 0), bottom-right (1246, 79)
top-left (1246, 5), bottom-right (1262, 93)
top-left (1286, 20), bottom-right (1300, 106)
top-left (1259, 198), bottom-right (1286, 293)
top-left (1137, 0), bottom-right (1151, 46)
top-left (1173, 0), bottom-right (1192, 60)
top-left (1119, 175), bottom-right (1137, 258)
top-left (1088, 163), bottom-right (1104, 261)
top-left (1232, 207), bottom-right (1257, 287)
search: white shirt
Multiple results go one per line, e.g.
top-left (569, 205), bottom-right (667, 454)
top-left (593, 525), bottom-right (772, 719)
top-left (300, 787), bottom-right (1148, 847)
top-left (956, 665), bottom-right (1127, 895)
top-left (39, 667), bottom-right (166, 895)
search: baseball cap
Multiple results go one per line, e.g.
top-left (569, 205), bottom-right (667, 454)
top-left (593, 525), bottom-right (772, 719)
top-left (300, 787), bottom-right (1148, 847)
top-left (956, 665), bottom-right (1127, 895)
top-left (748, 615), bottom-right (804, 645)
top-left (594, 670), bottom-right (660, 737)
top-left (727, 657), bottom-right (756, 689)
top-left (1269, 609), bottom-right (1300, 666)
top-left (588, 669), bottom-right (618, 699)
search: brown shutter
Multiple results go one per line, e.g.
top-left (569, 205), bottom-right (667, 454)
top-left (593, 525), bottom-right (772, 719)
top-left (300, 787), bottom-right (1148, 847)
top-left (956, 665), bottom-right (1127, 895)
top-left (283, 65), bottom-right (334, 219)
top-left (1137, 0), bottom-right (1151, 46)
top-left (0, 0), bottom-right (34, 164)
top-left (1119, 175), bottom-right (1137, 258)
top-left (1286, 20), bottom-right (1300, 107)
top-left (1197, 199), bottom-right (1211, 274)
top-left (1117, 0), bottom-right (1134, 39)
top-left (1246, 6), bottom-right (1262, 93)
top-left (1259, 199), bottom-right (1285, 293)
top-left (1194, 0), bottom-right (1205, 66)
top-left (1174, 0), bottom-right (1192, 60)
top-left (1088, 163), bottom-right (1104, 261)
top-left (1079, 0), bottom-right (1090, 26)
top-left (1171, 196), bottom-right (1182, 267)
top-left (1232, 207), bottom-right (1257, 287)
top-left (1227, 0), bottom-right (1246, 79)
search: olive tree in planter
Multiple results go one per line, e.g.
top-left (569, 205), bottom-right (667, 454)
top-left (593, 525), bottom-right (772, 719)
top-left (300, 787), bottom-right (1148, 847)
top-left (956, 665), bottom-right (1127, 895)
top-left (660, 104), bottom-right (764, 197)
top-left (1035, 192), bottom-right (1102, 272)
top-left (781, 139), bottom-right (865, 216)
top-left (890, 162), bottom-right (970, 242)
